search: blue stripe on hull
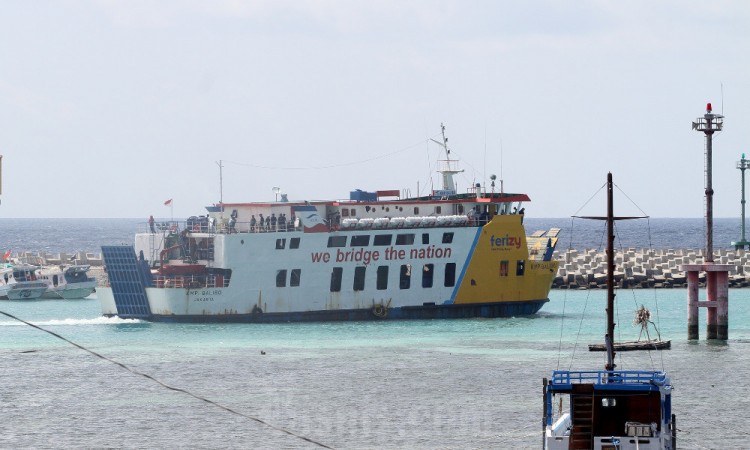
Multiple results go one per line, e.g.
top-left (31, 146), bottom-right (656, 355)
top-left (105, 299), bottom-right (549, 323)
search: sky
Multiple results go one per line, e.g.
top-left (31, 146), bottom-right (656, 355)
top-left (1, 1), bottom-right (749, 219)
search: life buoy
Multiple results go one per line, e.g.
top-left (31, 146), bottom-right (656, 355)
top-left (372, 304), bottom-right (388, 318)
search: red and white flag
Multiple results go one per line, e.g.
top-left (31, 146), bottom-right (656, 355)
top-left (164, 199), bottom-right (173, 206)
top-left (3, 250), bottom-right (11, 261)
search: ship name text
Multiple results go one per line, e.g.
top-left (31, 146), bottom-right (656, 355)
top-left (310, 245), bottom-right (453, 265)
top-left (489, 234), bottom-right (523, 250)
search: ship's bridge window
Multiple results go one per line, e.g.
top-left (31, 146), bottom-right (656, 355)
top-left (442, 232), bottom-right (454, 244)
top-left (290, 269), bottom-right (301, 287)
top-left (353, 266), bottom-right (366, 291)
top-left (516, 260), bottom-right (525, 276)
top-left (396, 234), bottom-right (415, 245)
top-left (330, 267), bottom-right (343, 292)
top-left (444, 263), bottom-right (456, 287)
top-left (377, 266), bottom-right (389, 290)
top-left (422, 264), bottom-right (434, 288)
top-left (328, 236), bottom-right (347, 247)
top-left (351, 235), bottom-right (370, 247)
top-left (374, 235), bottom-right (392, 246)
top-left (400, 264), bottom-right (412, 289)
top-left (276, 269), bottom-right (287, 287)
top-left (276, 238), bottom-right (286, 249)
top-left (290, 237), bottom-right (301, 249)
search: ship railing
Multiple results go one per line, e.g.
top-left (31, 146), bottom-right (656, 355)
top-left (550, 370), bottom-right (668, 387)
top-left (148, 274), bottom-right (230, 289)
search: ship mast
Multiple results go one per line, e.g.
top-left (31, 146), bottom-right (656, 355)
top-left (605, 173), bottom-right (616, 371)
top-left (575, 173), bottom-right (646, 371)
top-left (430, 123), bottom-right (463, 194)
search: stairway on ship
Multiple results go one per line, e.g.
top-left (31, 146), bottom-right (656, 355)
top-left (570, 384), bottom-right (594, 450)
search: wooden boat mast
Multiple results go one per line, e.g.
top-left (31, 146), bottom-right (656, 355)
top-left (605, 172), bottom-right (616, 371)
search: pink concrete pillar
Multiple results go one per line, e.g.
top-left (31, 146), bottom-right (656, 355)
top-left (716, 270), bottom-right (729, 340)
top-left (706, 271), bottom-right (718, 339)
top-left (687, 270), bottom-right (699, 340)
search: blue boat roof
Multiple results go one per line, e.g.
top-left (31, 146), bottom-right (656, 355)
top-left (548, 370), bottom-right (670, 392)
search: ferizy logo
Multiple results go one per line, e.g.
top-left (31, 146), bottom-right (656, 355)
top-left (490, 234), bottom-right (522, 249)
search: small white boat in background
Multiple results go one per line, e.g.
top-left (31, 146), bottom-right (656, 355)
top-left (6, 264), bottom-right (47, 300)
top-left (0, 264), bottom-right (16, 299)
top-left (38, 264), bottom-right (97, 299)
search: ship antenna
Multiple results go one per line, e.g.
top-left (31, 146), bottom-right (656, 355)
top-left (216, 160), bottom-right (224, 219)
top-left (500, 139), bottom-right (504, 194)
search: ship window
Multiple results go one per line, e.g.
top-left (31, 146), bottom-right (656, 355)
top-left (435, 206), bottom-right (442, 214)
top-left (444, 263), bottom-right (456, 287)
top-left (376, 266), bottom-right (389, 290)
top-left (601, 398), bottom-right (617, 407)
top-left (276, 238), bottom-right (286, 249)
top-left (341, 209), bottom-right (349, 217)
top-left (422, 264), bottom-right (434, 288)
top-left (290, 269), bottom-right (301, 287)
top-left (422, 233), bottom-right (429, 244)
top-left (353, 266), bottom-right (366, 291)
top-left (499, 261), bottom-right (509, 277)
top-left (276, 269), bottom-right (287, 287)
top-left (414, 207), bottom-right (419, 214)
top-left (351, 235), bottom-right (370, 247)
top-left (516, 260), bottom-right (525, 276)
top-left (330, 267), bottom-right (343, 292)
top-left (399, 264), bottom-right (412, 289)
top-left (350, 208), bottom-right (356, 217)
top-left (290, 237), bottom-right (301, 249)
top-left (396, 234), bottom-right (415, 245)
top-left (327, 236), bottom-right (347, 247)
top-left (374, 235), bottom-right (392, 246)
top-left (457, 204), bottom-right (464, 214)
top-left (442, 232), bottom-right (454, 243)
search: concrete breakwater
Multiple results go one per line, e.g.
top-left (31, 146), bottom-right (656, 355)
top-left (552, 248), bottom-right (750, 289)
top-left (9, 251), bottom-right (103, 267)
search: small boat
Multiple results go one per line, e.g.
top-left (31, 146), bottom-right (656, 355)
top-left (589, 305), bottom-right (671, 351)
top-left (588, 339), bottom-right (671, 352)
top-left (5, 264), bottom-right (48, 300)
top-left (543, 173), bottom-right (676, 449)
top-left (0, 263), bottom-right (16, 299)
top-left (37, 264), bottom-right (97, 299)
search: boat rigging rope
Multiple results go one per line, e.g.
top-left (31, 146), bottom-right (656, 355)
top-left (0, 309), bottom-right (335, 450)
top-left (614, 183), bottom-right (666, 371)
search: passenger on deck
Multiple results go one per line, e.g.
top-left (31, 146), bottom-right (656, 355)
top-left (250, 215), bottom-right (257, 232)
top-left (258, 214), bottom-right (265, 232)
top-left (278, 213), bottom-right (286, 231)
top-left (271, 214), bottom-right (277, 232)
top-left (149, 215), bottom-right (155, 233)
top-left (229, 217), bottom-right (237, 233)
top-left (265, 215), bottom-right (271, 231)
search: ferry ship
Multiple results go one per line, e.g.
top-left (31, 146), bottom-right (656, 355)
top-left (98, 126), bottom-right (560, 322)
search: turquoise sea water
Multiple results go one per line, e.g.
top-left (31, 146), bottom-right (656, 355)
top-left (2, 289), bottom-right (749, 449)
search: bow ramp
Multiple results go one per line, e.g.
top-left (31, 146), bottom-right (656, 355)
top-left (101, 245), bottom-right (153, 319)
